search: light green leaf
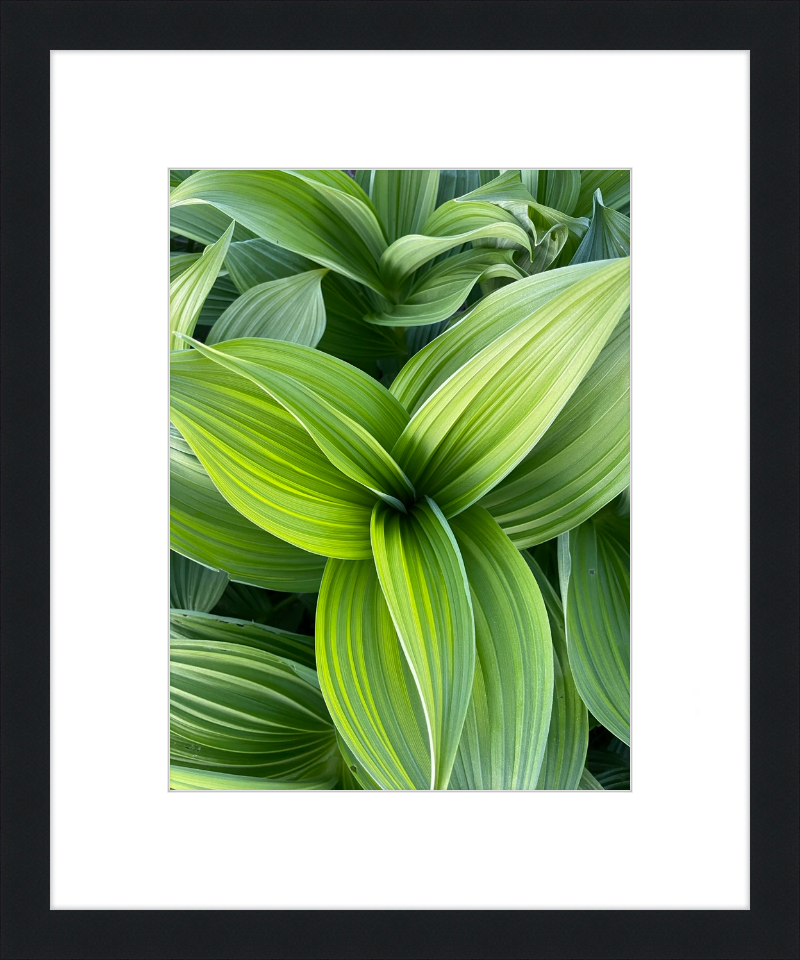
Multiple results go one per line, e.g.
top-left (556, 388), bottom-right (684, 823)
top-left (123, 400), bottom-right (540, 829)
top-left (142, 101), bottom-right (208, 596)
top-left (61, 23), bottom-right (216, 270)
top-left (391, 258), bottom-right (631, 517)
top-left (170, 638), bottom-right (339, 781)
top-left (379, 200), bottom-right (530, 291)
top-left (366, 248), bottom-right (524, 327)
top-left (575, 170), bottom-right (630, 218)
top-left (225, 238), bottom-right (315, 293)
top-left (571, 190), bottom-right (631, 265)
top-left (170, 203), bottom-right (256, 245)
top-left (170, 424), bottom-right (325, 591)
top-left (578, 767), bottom-right (604, 790)
top-left (559, 509), bottom-right (630, 745)
top-left (371, 170), bottom-right (440, 244)
top-left (335, 732), bottom-right (382, 790)
top-left (371, 498), bottom-right (476, 790)
top-left (170, 252), bottom-right (202, 281)
top-left (482, 310), bottom-right (630, 547)
top-left (206, 269), bottom-right (328, 348)
top-left (177, 337), bottom-right (415, 510)
top-left (170, 609), bottom-right (316, 670)
top-left (170, 352), bottom-right (376, 559)
top-left (391, 260), bottom-right (612, 415)
top-left (170, 551), bottom-right (229, 612)
top-left (170, 170), bottom-right (389, 295)
top-left (448, 507), bottom-right (553, 790)
top-left (170, 765), bottom-right (335, 790)
top-left (525, 554), bottom-right (588, 791)
top-left (316, 558), bottom-right (432, 790)
top-left (169, 222), bottom-right (234, 349)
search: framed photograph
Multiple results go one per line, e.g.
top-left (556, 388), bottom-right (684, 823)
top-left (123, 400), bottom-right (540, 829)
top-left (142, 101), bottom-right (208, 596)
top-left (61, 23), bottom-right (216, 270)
top-left (2, 2), bottom-right (797, 957)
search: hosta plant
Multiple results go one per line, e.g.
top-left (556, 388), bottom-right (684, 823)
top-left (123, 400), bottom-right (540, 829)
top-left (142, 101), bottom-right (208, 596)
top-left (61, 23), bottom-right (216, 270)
top-left (169, 169), bottom-right (631, 791)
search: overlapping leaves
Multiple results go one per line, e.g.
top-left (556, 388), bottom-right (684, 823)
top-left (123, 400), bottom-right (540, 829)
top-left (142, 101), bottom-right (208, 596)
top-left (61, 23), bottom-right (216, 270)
top-left (169, 168), bottom-right (631, 790)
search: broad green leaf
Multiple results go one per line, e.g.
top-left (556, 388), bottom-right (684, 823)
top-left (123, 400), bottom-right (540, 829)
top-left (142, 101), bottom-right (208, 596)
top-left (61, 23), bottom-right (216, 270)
top-left (316, 558), bottom-right (432, 790)
top-left (371, 170), bottom-right (440, 243)
top-left (391, 258), bottom-right (631, 517)
top-left (170, 550), bottom-right (229, 612)
top-left (335, 732), bottom-right (382, 790)
top-left (379, 200), bottom-right (531, 292)
top-left (170, 170), bottom-right (389, 295)
top-left (170, 169), bottom-right (195, 187)
top-left (170, 609), bottom-right (316, 670)
top-left (578, 767), bottom-right (604, 790)
top-left (571, 190), bottom-right (631, 265)
top-left (225, 238), bottom-right (315, 293)
top-left (526, 555), bottom-right (588, 791)
top-left (371, 498), bottom-right (475, 790)
top-left (436, 170), bottom-right (481, 207)
top-left (448, 507), bottom-right (553, 790)
top-left (366, 248), bottom-right (524, 327)
top-left (170, 353), bottom-right (376, 559)
top-left (170, 638), bottom-right (339, 781)
top-left (170, 203), bottom-right (256, 245)
top-left (170, 765), bottom-right (335, 790)
top-left (520, 170), bottom-right (581, 216)
top-left (559, 509), bottom-right (630, 745)
top-left (207, 270), bottom-right (328, 348)
top-left (169, 222), bottom-right (234, 349)
top-left (482, 310), bottom-right (630, 547)
top-left (586, 745), bottom-right (630, 790)
top-left (177, 337), bottom-right (415, 510)
top-left (391, 260), bottom-right (611, 415)
top-left (170, 424), bottom-right (326, 591)
top-left (575, 170), bottom-right (630, 218)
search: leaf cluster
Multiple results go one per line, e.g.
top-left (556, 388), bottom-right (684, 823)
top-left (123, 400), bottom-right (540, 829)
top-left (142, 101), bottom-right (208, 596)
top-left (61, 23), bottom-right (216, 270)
top-left (169, 169), bottom-right (631, 790)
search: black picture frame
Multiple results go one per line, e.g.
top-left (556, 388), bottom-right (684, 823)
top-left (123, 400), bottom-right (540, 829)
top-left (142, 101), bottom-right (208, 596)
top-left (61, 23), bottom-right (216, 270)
top-left (2, 2), bottom-right (798, 958)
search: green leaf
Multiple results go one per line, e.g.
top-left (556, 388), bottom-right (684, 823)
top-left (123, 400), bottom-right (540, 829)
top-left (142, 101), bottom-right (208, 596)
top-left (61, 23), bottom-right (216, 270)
top-left (371, 498), bottom-right (476, 790)
top-left (170, 252), bottom-right (202, 281)
top-left (482, 310), bottom-right (630, 547)
top-left (366, 247), bottom-right (524, 327)
top-left (391, 260), bottom-right (612, 415)
top-left (316, 558), bottom-right (432, 790)
top-left (170, 170), bottom-right (389, 295)
top-left (177, 337), bottom-right (415, 510)
top-left (436, 170), bottom-right (481, 207)
top-left (335, 732), bottom-right (382, 790)
top-left (525, 554), bottom-right (588, 790)
top-left (170, 203), bottom-right (256, 245)
top-left (571, 190), bottom-right (631, 265)
top-left (170, 424), bottom-right (326, 591)
top-left (224, 237), bottom-right (403, 364)
top-left (578, 767), bottom-right (604, 790)
top-left (559, 509), bottom-right (630, 745)
top-left (371, 170), bottom-right (440, 243)
top-left (224, 237), bottom-right (315, 293)
top-left (170, 169), bottom-right (195, 187)
top-left (197, 274), bottom-right (240, 329)
top-left (448, 507), bottom-right (553, 790)
top-left (170, 551), bottom-right (229, 612)
top-left (379, 200), bottom-right (531, 291)
top-left (170, 609), bottom-right (316, 670)
top-left (170, 638), bottom-right (339, 781)
top-left (575, 170), bottom-right (630, 218)
top-left (391, 258), bottom-right (631, 517)
top-left (170, 352), bottom-right (376, 559)
top-left (170, 765), bottom-right (335, 790)
top-left (169, 222), bottom-right (234, 349)
top-left (520, 170), bottom-right (581, 216)
top-left (206, 269), bottom-right (328, 348)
